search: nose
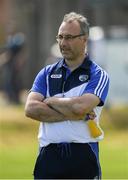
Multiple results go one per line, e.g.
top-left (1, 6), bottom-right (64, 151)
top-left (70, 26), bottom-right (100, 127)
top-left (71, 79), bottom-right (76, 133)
top-left (59, 37), bottom-right (68, 46)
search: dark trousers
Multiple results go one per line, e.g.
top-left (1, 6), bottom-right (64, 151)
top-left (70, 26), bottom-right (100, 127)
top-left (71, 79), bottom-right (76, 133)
top-left (34, 143), bottom-right (101, 179)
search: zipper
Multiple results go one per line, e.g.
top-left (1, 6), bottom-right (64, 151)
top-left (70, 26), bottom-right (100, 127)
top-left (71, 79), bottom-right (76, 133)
top-left (62, 67), bottom-right (67, 97)
top-left (62, 81), bottom-right (66, 97)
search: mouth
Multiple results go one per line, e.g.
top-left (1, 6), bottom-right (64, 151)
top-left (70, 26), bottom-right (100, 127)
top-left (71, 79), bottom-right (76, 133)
top-left (61, 48), bottom-right (70, 54)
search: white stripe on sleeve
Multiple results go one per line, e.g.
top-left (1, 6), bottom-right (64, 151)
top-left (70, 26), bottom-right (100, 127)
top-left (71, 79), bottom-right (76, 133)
top-left (94, 71), bottom-right (108, 98)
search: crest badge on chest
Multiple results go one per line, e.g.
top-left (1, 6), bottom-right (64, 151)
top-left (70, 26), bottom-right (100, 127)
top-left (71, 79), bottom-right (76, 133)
top-left (79, 74), bottom-right (89, 82)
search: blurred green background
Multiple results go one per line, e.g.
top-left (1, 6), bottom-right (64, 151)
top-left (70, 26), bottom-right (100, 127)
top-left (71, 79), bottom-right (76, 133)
top-left (0, 105), bottom-right (128, 179)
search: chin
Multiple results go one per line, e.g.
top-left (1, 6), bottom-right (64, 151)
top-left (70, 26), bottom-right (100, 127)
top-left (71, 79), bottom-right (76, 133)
top-left (64, 57), bottom-right (72, 61)
top-left (62, 54), bottom-right (72, 60)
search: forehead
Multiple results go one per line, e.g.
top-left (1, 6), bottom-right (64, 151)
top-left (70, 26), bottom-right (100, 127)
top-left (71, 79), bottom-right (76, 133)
top-left (58, 20), bottom-right (81, 35)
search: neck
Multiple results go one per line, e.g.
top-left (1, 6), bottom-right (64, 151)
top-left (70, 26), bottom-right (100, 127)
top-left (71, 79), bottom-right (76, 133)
top-left (65, 54), bottom-right (86, 71)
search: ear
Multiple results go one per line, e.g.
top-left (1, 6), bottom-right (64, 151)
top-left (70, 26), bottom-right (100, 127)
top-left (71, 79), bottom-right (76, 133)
top-left (84, 35), bottom-right (88, 42)
top-left (81, 35), bottom-right (87, 43)
top-left (83, 37), bottom-right (88, 45)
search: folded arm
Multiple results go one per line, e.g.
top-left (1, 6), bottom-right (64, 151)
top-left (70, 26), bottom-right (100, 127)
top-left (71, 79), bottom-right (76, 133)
top-left (25, 92), bottom-right (65, 122)
top-left (25, 92), bottom-right (99, 123)
top-left (44, 93), bottom-right (100, 120)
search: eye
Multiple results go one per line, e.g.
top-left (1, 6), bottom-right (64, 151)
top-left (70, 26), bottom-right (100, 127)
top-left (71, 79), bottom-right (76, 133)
top-left (64, 35), bottom-right (73, 40)
top-left (58, 35), bottom-right (63, 40)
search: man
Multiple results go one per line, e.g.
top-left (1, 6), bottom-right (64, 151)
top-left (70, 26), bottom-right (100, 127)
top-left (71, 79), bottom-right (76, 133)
top-left (1, 21), bottom-right (26, 104)
top-left (25, 12), bottom-right (109, 179)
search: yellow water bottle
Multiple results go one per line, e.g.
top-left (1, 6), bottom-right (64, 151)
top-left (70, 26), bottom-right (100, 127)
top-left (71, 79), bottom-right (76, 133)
top-left (87, 119), bottom-right (103, 138)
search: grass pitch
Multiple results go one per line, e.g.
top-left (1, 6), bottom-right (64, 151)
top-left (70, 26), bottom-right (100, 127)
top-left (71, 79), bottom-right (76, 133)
top-left (0, 105), bottom-right (128, 179)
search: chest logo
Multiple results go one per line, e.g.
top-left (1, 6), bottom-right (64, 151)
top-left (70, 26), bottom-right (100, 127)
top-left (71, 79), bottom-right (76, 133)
top-left (79, 75), bottom-right (89, 82)
top-left (51, 74), bottom-right (62, 78)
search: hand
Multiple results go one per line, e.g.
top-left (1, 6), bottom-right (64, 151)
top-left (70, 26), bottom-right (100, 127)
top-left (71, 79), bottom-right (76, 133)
top-left (86, 111), bottom-right (96, 120)
top-left (44, 97), bottom-right (59, 106)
